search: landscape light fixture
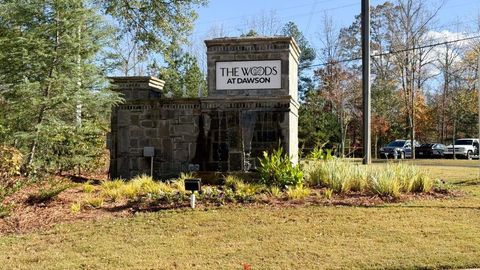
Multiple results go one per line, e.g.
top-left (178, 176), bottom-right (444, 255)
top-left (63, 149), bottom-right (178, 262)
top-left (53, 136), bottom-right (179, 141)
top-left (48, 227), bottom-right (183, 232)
top-left (185, 178), bottom-right (202, 209)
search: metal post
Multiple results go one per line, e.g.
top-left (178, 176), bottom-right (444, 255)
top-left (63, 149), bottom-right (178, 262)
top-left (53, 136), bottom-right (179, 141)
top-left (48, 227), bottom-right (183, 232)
top-left (362, 0), bottom-right (371, 164)
top-left (190, 192), bottom-right (196, 209)
top-left (150, 156), bottom-right (153, 177)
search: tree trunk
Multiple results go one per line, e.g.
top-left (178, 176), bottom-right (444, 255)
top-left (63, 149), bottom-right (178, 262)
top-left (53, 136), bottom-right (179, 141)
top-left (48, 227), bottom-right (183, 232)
top-left (25, 9), bottom-right (61, 172)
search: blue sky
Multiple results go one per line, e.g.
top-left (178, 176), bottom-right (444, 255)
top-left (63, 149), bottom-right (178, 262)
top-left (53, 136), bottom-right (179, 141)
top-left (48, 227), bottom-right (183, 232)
top-left (191, 0), bottom-right (480, 51)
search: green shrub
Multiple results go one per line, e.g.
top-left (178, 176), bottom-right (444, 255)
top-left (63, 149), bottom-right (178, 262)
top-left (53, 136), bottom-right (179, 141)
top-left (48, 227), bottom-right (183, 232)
top-left (0, 145), bottom-right (23, 179)
top-left (306, 146), bottom-right (324, 160)
top-left (26, 182), bottom-right (71, 204)
top-left (433, 179), bottom-right (453, 194)
top-left (258, 147), bottom-right (303, 188)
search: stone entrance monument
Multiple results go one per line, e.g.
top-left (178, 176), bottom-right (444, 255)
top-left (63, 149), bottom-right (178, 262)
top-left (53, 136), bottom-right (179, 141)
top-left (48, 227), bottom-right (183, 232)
top-left (109, 36), bottom-right (300, 179)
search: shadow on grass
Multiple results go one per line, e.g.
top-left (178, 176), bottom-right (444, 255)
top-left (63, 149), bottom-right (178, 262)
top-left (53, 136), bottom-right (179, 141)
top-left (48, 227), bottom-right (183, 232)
top-left (373, 204), bottom-right (480, 211)
top-left (102, 199), bottom-right (191, 214)
top-left (64, 174), bottom-right (102, 185)
top-left (451, 180), bottom-right (480, 186)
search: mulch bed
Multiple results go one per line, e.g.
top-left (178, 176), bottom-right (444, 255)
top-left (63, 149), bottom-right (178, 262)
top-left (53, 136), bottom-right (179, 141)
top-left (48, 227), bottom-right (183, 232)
top-left (0, 176), bottom-right (460, 235)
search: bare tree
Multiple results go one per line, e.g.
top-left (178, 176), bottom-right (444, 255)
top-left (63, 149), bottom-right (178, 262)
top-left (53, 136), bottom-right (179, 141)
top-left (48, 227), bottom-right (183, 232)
top-left (113, 30), bottom-right (148, 76)
top-left (316, 15), bottom-right (360, 157)
top-left (387, 0), bottom-right (442, 158)
top-left (434, 35), bottom-right (464, 143)
top-left (238, 10), bottom-right (282, 36)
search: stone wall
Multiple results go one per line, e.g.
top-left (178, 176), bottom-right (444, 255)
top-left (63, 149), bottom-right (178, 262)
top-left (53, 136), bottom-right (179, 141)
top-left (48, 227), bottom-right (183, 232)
top-left (109, 36), bottom-right (300, 179)
top-left (109, 97), bottom-right (294, 179)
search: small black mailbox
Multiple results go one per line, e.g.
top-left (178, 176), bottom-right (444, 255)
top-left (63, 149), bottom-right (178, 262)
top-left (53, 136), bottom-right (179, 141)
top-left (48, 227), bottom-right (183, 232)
top-left (185, 178), bottom-right (201, 192)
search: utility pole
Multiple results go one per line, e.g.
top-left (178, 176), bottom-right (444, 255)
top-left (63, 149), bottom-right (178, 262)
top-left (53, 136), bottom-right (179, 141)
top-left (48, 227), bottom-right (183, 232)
top-left (362, 0), bottom-right (371, 164)
top-left (477, 55), bottom-right (480, 179)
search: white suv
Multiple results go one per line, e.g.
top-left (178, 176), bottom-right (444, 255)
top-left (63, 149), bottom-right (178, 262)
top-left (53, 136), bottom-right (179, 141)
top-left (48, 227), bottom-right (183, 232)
top-left (444, 138), bottom-right (479, 160)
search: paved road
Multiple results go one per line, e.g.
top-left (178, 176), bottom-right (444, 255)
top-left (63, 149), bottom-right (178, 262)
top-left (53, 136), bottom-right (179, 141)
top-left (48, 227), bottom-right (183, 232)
top-left (371, 158), bottom-right (480, 168)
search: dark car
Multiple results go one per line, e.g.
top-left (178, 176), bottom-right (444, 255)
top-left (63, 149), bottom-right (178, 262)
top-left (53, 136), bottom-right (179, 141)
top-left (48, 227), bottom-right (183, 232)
top-left (415, 143), bottom-right (446, 158)
top-left (379, 139), bottom-right (420, 159)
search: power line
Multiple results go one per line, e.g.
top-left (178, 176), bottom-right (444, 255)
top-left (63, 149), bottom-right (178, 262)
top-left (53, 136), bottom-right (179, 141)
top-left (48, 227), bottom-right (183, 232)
top-left (195, 0), bottom-right (343, 26)
top-left (303, 34), bottom-right (480, 69)
top-left (191, 1), bottom-right (359, 37)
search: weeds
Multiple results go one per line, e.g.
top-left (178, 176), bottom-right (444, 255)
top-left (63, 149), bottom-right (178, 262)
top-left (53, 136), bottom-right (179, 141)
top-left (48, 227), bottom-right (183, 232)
top-left (323, 188), bottom-right (333, 200)
top-left (0, 202), bottom-right (14, 218)
top-left (70, 202), bottom-right (82, 214)
top-left (305, 146), bottom-right (334, 161)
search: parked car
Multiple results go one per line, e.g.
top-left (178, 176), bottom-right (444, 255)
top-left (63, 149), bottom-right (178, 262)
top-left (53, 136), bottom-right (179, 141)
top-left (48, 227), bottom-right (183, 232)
top-left (444, 138), bottom-right (479, 160)
top-left (415, 143), bottom-right (446, 158)
top-left (379, 139), bottom-right (420, 159)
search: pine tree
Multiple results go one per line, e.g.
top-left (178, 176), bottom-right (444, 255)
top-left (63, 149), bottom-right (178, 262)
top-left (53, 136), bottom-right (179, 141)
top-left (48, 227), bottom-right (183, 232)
top-left (0, 0), bottom-right (121, 174)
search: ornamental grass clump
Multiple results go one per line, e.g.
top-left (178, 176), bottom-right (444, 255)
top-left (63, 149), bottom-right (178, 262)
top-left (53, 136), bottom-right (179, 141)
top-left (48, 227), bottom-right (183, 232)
top-left (83, 196), bottom-right (104, 208)
top-left (305, 159), bottom-right (367, 193)
top-left (82, 183), bottom-right (96, 193)
top-left (100, 174), bottom-right (190, 202)
top-left (305, 160), bottom-right (434, 198)
top-left (286, 185), bottom-right (311, 200)
top-left (369, 170), bottom-right (401, 197)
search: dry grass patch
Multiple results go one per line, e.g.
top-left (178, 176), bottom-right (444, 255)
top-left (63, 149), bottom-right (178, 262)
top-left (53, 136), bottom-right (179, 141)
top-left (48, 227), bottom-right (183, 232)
top-left (1, 204), bottom-right (480, 269)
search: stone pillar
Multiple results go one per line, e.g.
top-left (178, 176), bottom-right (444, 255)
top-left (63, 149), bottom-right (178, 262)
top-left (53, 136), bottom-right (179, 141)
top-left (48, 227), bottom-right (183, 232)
top-left (108, 76), bottom-right (165, 179)
top-left (204, 37), bottom-right (300, 163)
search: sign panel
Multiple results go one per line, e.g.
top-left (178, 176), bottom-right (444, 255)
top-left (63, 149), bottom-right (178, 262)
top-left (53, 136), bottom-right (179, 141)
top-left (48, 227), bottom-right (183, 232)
top-left (216, 60), bottom-right (281, 90)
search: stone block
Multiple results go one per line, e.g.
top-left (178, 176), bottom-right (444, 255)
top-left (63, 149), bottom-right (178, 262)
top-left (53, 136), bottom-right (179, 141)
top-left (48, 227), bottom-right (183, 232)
top-left (189, 143), bottom-right (197, 159)
top-left (140, 139), bottom-right (150, 147)
top-left (145, 128), bottom-right (156, 137)
top-left (174, 149), bottom-right (189, 162)
top-left (160, 162), bottom-right (171, 173)
top-left (173, 124), bottom-right (195, 136)
top-left (130, 128), bottom-right (141, 137)
top-left (118, 129), bottom-right (131, 154)
top-left (151, 138), bottom-right (162, 148)
top-left (179, 115), bottom-right (194, 123)
top-left (174, 142), bottom-right (188, 151)
top-left (117, 110), bottom-right (130, 127)
top-left (157, 120), bottom-right (170, 137)
top-left (140, 113), bottom-right (152, 121)
top-left (140, 120), bottom-right (155, 128)
top-left (161, 139), bottom-right (173, 160)
top-left (129, 148), bottom-right (141, 156)
top-left (130, 114), bottom-right (139, 126)
top-left (129, 139), bottom-right (138, 148)
top-left (173, 136), bottom-right (184, 143)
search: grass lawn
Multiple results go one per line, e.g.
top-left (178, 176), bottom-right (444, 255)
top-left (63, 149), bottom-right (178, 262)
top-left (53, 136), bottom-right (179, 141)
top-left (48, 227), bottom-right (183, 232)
top-left (1, 160), bottom-right (480, 269)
